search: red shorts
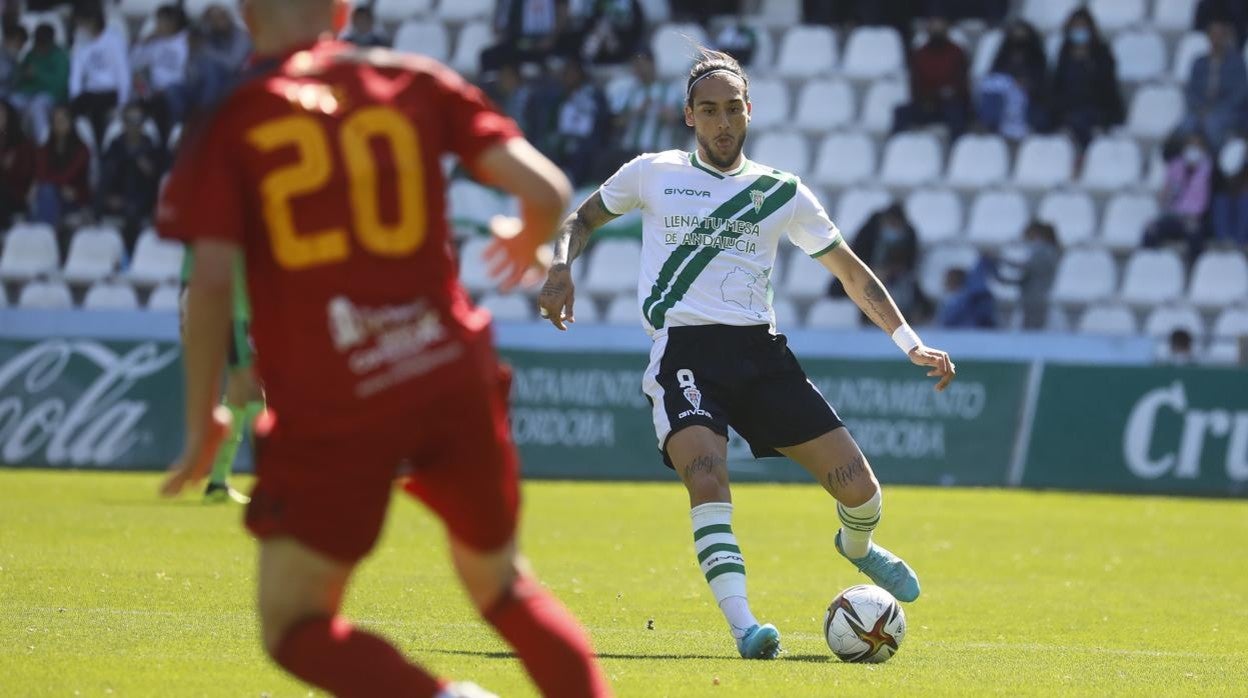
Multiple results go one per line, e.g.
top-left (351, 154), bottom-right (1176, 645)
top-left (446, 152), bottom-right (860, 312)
top-left (244, 352), bottom-right (520, 564)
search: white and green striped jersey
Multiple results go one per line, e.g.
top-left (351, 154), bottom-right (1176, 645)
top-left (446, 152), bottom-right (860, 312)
top-left (597, 149), bottom-right (843, 336)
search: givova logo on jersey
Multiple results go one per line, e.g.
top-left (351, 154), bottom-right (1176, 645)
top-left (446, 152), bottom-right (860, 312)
top-left (676, 369), bottom-right (712, 419)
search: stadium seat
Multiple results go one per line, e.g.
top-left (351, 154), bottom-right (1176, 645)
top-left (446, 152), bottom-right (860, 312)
top-left (754, 132), bottom-right (809, 179)
top-left (1051, 248), bottom-right (1117, 305)
top-left (1213, 307), bottom-right (1248, 338)
top-left (1120, 248), bottom-right (1185, 306)
top-left (782, 247), bottom-right (832, 300)
top-left (0, 285), bottom-right (6, 307)
top-left (775, 25), bottom-right (837, 78)
top-left (450, 21), bottom-right (492, 74)
top-left (1172, 32), bottom-right (1210, 81)
top-left (1022, 0), bottom-right (1082, 32)
top-left (1091, 0), bottom-right (1147, 34)
top-left (147, 282), bottom-right (181, 311)
top-left (62, 226), bottom-right (125, 286)
top-left (904, 188), bottom-right (963, 245)
top-left (841, 27), bottom-right (905, 80)
top-left (805, 298), bottom-right (861, 329)
top-left (919, 243), bottom-right (979, 299)
top-left (17, 279), bottom-right (71, 309)
top-left (1044, 32), bottom-right (1063, 66)
top-left (747, 78), bottom-right (791, 130)
top-left (605, 295), bottom-right (641, 325)
top-left (448, 179), bottom-right (505, 236)
top-left (375, 0), bottom-right (434, 23)
top-left (1013, 135), bottom-right (1075, 190)
top-left (1188, 251), bottom-right (1248, 307)
top-left (794, 79), bottom-right (856, 133)
top-left (860, 79), bottom-right (908, 134)
top-left (772, 298), bottom-right (800, 329)
top-left (1144, 304), bottom-right (1205, 338)
top-left (1152, 0), bottom-right (1199, 32)
top-left (972, 28), bottom-right (1003, 79)
top-left (83, 280), bottom-right (139, 311)
top-left (834, 187), bottom-right (893, 241)
top-left (966, 189), bottom-right (1029, 247)
top-left (1079, 137), bottom-right (1142, 192)
top-left (0, 223), bottom-right (59, 282)
top-left (1143, 149), bottom-right (1166, 193)
top-left (127, 230), bottom-right (184, 287)
top-left (1206, 339), bottom-right (1242, 364)
top-left (394, 20), bottom-right (449, 63)
top-left (477, 293), bottom-right (531, 322)
top-left (18, 11), bottom-right (68, 47)
top-left (436, 0), bottom-right (491, 22)
top-left (457, 237), bottom-right (494, 294)
top-left (638, 0), bottom-right (671, 23)
top-left (1126, 84), bottom-right (1184, 140)
top-left (1101, 192), bottom-right (1160, 250)
top-left (653, 24), bottom-right (710, 78)
top-left (119, 0), bottom-right (163, 20)
top-left (1112, 30), bottom-right (1167, 83)
top-left (1077, 304), bottom-right (1138, 336)
top-left (1037, 190), bottom-right (1096, 247)
top-left (583, 239), bottom-right (642, 296)
top-left (879, 132), bottom-right (942, 188)
top-left (946, 134), bottom-right (1009, 189)
top-left (754, 0), bottom-right (802, 28)
top-left (812, 132), bottom-right (876, 187)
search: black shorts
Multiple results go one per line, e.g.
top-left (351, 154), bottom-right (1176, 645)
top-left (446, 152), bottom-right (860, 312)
top-left (642, 324), bottom-right (844, 469)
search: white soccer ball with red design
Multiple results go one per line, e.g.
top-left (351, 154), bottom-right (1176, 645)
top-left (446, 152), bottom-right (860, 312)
top-left (823, 584), bottom-right (906, 663)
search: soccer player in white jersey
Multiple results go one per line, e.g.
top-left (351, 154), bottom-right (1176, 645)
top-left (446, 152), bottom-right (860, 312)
top-left (538, 49), bottom-right (956, 660)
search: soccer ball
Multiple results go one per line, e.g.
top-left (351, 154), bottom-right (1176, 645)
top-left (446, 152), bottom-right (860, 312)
top-left (823, 584), bottom-right (906, 663)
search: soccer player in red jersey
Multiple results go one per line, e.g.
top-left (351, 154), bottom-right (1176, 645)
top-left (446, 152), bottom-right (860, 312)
top-left (155, 1), bottom-right (611, 696)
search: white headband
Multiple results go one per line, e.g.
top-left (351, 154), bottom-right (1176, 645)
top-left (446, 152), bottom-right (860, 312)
top-left (686, 68), bottom-right (744, 101)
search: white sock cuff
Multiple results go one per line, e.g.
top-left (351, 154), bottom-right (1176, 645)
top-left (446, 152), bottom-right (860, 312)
top-left (690, 501), bottom-right (734, 526)
top-left (842, 489), bottom-right (882, 518)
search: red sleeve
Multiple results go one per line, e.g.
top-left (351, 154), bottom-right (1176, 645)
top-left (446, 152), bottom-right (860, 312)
top-left (431, 65), bottom-right (523, 169)
top-left (155, 110), bottom-right (245, 245)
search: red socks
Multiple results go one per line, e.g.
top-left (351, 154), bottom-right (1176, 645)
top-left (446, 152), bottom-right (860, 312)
top-left (274, 616), bottom-right (443, 698)
top-left (484, 575), bottom-right (611, 698)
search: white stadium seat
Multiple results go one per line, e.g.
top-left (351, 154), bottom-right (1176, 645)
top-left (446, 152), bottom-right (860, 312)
top-left (1023, 0), bottom-right (1082, 32)
top-left (967, 190), bottom-right (1029, 247)
top-left (17, 279), bottom-right (72, 310)
top-left (747, 78), bottom-right (791, 130)
top-left (1044, 32), bottom-right (1063, 66)
top-left (1013, 135), bottom-right (1075, 190)
top-left (794, 79), bottom-right (856, 133)
top-left (83, 280), bottom-right (139, 311)
top-left (1188, 251), bottom-right (1248, 307)
top-left (394, 20), bottom-right (449, 63)
top-left (437, 0), bottom-right (492, 22)
top-left (118, 0), bottom-right (163, 19)
top-left (448, 179), bottom-right (505, 235)
top-left (374, 0), bottom-right (434, 23)
top-left (653, 24), bottom-right (709, 78)
top-left (566, 295), bottom-right (601, 324)
top-left (1078, 304), bottom-right (1138, 336)
top-left (1214, 307), bottom-right (1248, 338)
top-left (754, 132), bottom-right (810, 179)
top-left (1112, 30), bottom-right (1167, 83)
top-left (63, 226), bottom-right (125, 286)
top-left (477, 293), bottom-right (531, 322)
top-left (1051, 248), bottom-right (1117, 305)
top-left (919, 243), bottom-right (979, 299)
top-left (0, 285), bottom-right (6, 307)
top-left (879, 132), bottom-right (942, 188)
top-left (583, 239), bottom-right (642, 296)
top-left (1037, 190), bottom-right (1096, 247)
top-left (834, 187), bottom-right (893, 240)
top-left (1206, 339), bottom-right (1242, 364)
top-left (841, 27), bottom-right (905, 80)
top-left (1173, 32), bottom-right (1210, 81)
top-left (755, 0), bottom-right (802, 28)
top-left (972, 29), bottom-right (1003, 79)
top-left (772, 298), bottom-right (800, 329)
top-left (605, 295), bottom-right (641, 325)
top-left (904, 188), bottom-right (963, 245)
top-left (1126, 84), bottom-right (1185, 140)
top-left (805, 298), bottom-right (861, 329)
top-left (860, 79), bottom-right (908, 134)
top-left (947, 134), bottom-right (1010, 189)
top-left (1101, 192), bottom-right (1160, 250)
top-left (451, 21), bottom-right (492, 74)
top-left (1153, 0), bottom-right (1198, 32)
top-left (638, 0), bottom-right (671, 23)
top-left (1080, 137), bottom-right (1142, 193)
top-left (1145, 304), bottom-right (1204, 338)
top-left (127, 230), bottom-right (185, 287)
top-left (1091, 0), bottom-right (1147, 34)
top-left (1120, 249), bottom-right (1185, 305)
top-left (147, 282), bottom-right (181, 311)
top-left (775, 25), bottom-right (837, 78)
top-left (457, 237), bottom-right (494, 294)
top-left (782, 247), bottom-right (831, 300)
top-left (1144, 149), bottom-right (1167, 193)
top-left (0, 223), bottom-right (59, 282)
top-left (812, 132), bottom-right (876, 187)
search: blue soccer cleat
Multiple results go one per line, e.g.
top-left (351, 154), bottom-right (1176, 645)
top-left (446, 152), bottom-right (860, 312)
top-left (736, 623), bottom-right (781, 659)
top-left (835, 531), bottom-right (921, 602)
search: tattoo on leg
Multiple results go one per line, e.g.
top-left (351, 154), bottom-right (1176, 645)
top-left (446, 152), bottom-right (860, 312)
top-left (684, 454), bottom-right (722, 481)
top-left (826, 453), bottom-right (867, 492)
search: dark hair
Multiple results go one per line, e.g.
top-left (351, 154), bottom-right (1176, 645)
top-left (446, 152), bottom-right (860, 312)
top-left (1062, 8), bottom-right (1104, 45)
top-left (0, 100), bottom-right (27, 148)
top-left (6, 24), bottom-right (29, 44)
top-left (1170, 328), bottom-right (1193, 351)
top-left (353, 5), bottom-right (374, 19)
top-left (33, 24), bottom-right (56, 46)
top-left (156, 5), bottom-right (188, 31)
top-left (685, 48), bottom-right (749, 107)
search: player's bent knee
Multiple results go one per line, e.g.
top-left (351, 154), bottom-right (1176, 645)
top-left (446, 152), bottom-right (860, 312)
top-left (450, 537), bottom-right (522, 612)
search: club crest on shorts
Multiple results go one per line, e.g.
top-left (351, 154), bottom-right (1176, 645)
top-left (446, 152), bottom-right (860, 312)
top-left (683, 386), bottom-right (703, 411)
top-left (751, 189), bottom-right (766, 213)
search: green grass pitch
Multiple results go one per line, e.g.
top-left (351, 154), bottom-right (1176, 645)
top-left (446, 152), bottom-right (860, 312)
top-left (2, 469), bottom-right (1246, 697)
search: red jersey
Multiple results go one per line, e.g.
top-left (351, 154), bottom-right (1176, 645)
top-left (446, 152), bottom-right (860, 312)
top-left (157, 40), bottom-right (522, 436)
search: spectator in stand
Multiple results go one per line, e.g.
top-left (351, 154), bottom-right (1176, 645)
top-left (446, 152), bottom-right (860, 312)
top-left (200, 3), bottom-right (252, 75)
top-left (0, 99), bottom-right (34, 227)
top-left (1195, 0), bottom-right (1248, 48)
top-left (341, 4), bottom-right (389, 48)
top-left (1164, 328), bottom-right (1196, 365)
top-left (978, 19), bottom-right (1048, 140)
top-left (130, 4), bottom-right (189, 139)
top-left (936, 264), bottom-right (996, 329)
top-left (32, 104), bottom-right (90, 226)
top-left (69, 8), bottom-right (130, 149)
top-left (989, 220), bottom-right (1060, 330)
top-left (1143, 133), bottom-right (1214, 262)
top-left (831, 204), bottom-right (932, 323)
top-left (10, 24), bottom-right (68, 143)
top-left (608, 49), bottom-right (682, 166)
top-left (480, 0), bottom-right (561, 73)
top-left (894, 14), bottom-right (969, 138)
top-left (0, 24), bottom-right (28, 100)
top-left (550, 57), bottom-right (609, 187)
top-left (97, 103), bottom-right (164, 247)
top-left (1179, 18), bottom-right (1248, 151)
top-left (1213, 137), bottom-right (1248, 246)
top-left (580, 0), bottom-right (645, 65)
top-left (1049, 8), bottom-right (1123, 150)
top-left (712, 22), bottom-right (758, 66)
top-left (179, 26), bottom-right (232, 120)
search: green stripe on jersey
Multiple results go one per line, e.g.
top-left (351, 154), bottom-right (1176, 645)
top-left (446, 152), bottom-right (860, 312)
top-left (688, 152), bottom-right (725, 179)
top-left (693, 523), bottom-right (734, 540)
top-left (811, 234), bottom-right (844, 258)
top-left (696, 542), bottom-right (742, 563)
top-left (705, 563), bottom-right (746, 582)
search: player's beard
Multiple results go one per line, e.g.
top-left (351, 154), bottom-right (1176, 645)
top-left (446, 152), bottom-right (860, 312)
top-left (697, 129), bottom-right (747, 171)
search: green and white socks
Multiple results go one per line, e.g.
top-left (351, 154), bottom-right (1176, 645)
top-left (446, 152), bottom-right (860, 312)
top-left (209, 401), bottom-right (264, 485)
top-left (837, 489), bottom-right (882, 559)
top-left (691, 502), bottom-right (758, 640)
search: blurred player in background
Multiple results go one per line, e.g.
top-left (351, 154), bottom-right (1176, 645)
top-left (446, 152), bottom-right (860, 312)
top-left (157, 1), bottom-right (610, 696)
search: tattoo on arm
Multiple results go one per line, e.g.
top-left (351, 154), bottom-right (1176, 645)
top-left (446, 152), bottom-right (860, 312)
top-left (857, 274), bottom-right (904, 332)
top-left (826, 452), bottom-right (867, 493)
top-left (552, 192), bottom-right (618, 266)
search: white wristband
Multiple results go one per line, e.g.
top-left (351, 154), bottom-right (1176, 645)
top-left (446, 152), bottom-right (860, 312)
top-left (891, 324), bottom-right (921, 355)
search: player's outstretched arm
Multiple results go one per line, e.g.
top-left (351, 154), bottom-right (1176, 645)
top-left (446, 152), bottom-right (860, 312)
top-left (817, 244), bottom-right (957, 392)
top-left (537, 192), bottom-right (619, 331)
